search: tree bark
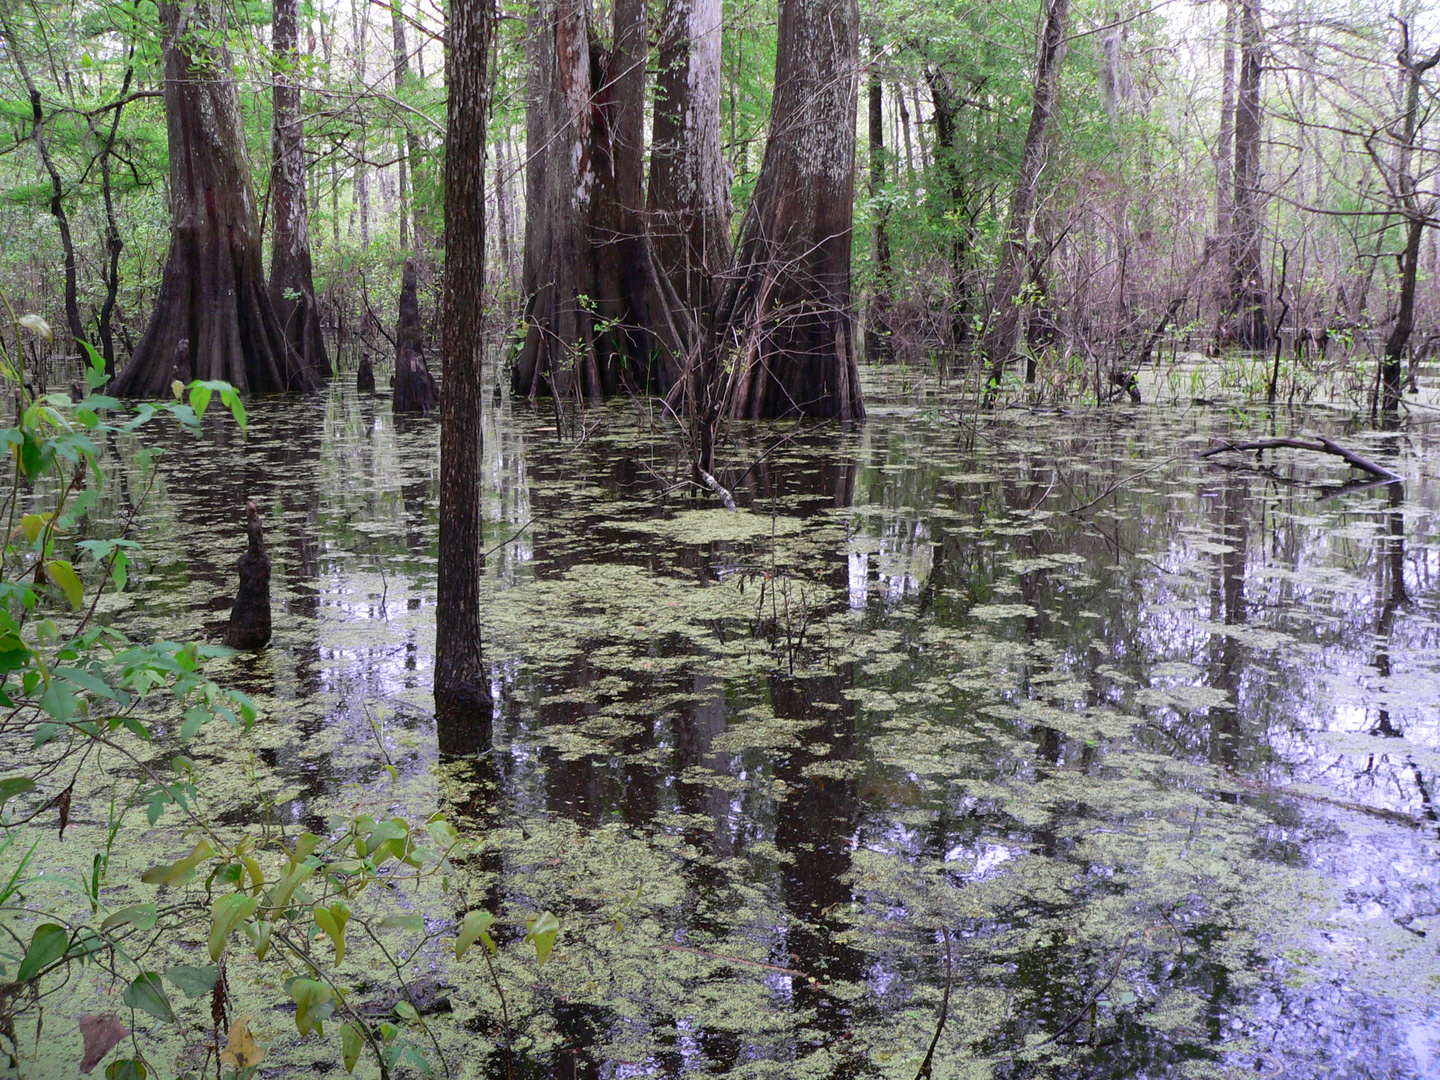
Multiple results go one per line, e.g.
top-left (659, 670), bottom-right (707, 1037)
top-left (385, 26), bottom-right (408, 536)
top-left (435, 0), bottom-right (491, 737)
top-left (649, 0), bottom-right (731, 319)
top-left (512, 0), bottom-right (657, 400)
top-left (714, 0), bottom-right (864, 421)
top-left (111, 0), bottom-right (322, 396)
top-left (926, 67), bottom-right (974, 351)
top-left (270, 0), bottom-right (330, 379)
top-left (1222, 0), bottom-right (1266, 350)
top-left (980, 0), bottom-right (1069, 392)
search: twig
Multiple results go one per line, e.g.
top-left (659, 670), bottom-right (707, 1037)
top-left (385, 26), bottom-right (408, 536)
top-left (1200, 436), bottom-right (1402, 481)
top-left (913, 927), bottom-right (952, 1080)
top-left (697, 468), bottom-right (737, 511)
top-left (659, 943), bottom-right (809, 979)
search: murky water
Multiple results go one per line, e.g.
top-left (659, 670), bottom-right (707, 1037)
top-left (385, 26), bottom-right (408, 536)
top-left (45, 373), bottom-right (1440, 1078)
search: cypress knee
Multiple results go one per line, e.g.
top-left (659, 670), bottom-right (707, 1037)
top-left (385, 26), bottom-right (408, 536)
top-left (223, 501), bottom-right (271, 650)
top-left (357, 353), bottom-right (376, 393)
top-left (392, 258), bottom-right (439, 414)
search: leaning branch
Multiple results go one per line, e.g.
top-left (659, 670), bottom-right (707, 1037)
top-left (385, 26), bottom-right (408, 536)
top-left (1201, 436), bottom-right (1402, 481)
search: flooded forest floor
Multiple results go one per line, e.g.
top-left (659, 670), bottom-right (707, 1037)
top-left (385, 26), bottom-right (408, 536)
top-left (17, 362), bottom-right (1440, 1079)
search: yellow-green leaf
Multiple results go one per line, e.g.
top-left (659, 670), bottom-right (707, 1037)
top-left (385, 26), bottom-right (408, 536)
top-left (20, 514), bottom-right (45, 544)
top-left (140, 840), bottom-right (216, 886)
top-left (208, 893), bottom-right (258, 962)
top-left (312, 902), bottom-right (351, 966)
top-left (46, 560), bottom-right (83, 609)
top-left (455, 910), bottom-right (496, 960)
top-left (341, 1022), bottom-right (365, 1073)
top-left (525, 911), bottom-right (560, 968)
top-left (290, 979), bottom-right (331, 1037)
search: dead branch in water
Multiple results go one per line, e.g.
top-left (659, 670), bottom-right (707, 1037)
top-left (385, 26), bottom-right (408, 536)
top-left (1201, 436), bottom-right (1402, 481)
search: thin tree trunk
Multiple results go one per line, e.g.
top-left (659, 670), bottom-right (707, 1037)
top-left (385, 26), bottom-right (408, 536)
top-left (981, 0), bottom-right (1069, 392)
top-left (391, 0), bottom-right (427, 249)
top-left (926, 67), bottom-right (973, 350)
top-left (435, 0), bottom-right (491, 740)
top-left (110, 0), bottom-right (321, 396)
top-left (1382, 28), bottom-right (1440, 410)
top-left (96, 56), bottom-right (135, 376)
top-left (897, 84), bottom-right (916, 178)
top-left (1223, 0), bottom-right (1266, 349)
top-left (713, 0), bottom-right (864, 421)
top-left (392, 0), bottom-right (411, 247)
top-left (2, 19), bottom-right (83, 351)
top-left (1215, 0), bottom-right (1236, 240)
top-left (270, 0), bottom-right (329, 378)
top-left (866, 53), bottom-right (893, 361)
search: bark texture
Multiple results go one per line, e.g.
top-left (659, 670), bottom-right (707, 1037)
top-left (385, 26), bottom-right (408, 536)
top-left (649, 0), bottom-right (731, 318)
top-left (981, 0), bottom-right (1069, 389)
top-left (512, 0), bottom-right (657, 399)
top-left (435, 0), bottom-right (491, 737)
top-left (1222, 0), bottom-right (1267, 349)
top-left (111, 0), bottom-right (322, 397)
top-left (714, 0), bottom-right (864, 420)
top-left (270, 0), bottom-right (329, 378)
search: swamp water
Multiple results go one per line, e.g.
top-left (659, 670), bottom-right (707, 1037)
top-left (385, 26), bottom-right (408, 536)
top-left (18, 376), bottom-right (1440, 1079)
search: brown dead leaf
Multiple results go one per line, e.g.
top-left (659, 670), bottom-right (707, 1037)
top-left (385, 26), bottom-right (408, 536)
top-left (218, 1013), bottom-right (264, 1070)
top-left (78, 1013), bottom-right (128, 1073)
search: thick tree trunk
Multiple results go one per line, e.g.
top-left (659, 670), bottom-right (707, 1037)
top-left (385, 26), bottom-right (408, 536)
top-left (270, 0), bottom-right (329, 379)
top-left (865, 55), bottom-right (893, 361)
top-left (111, 0), bottom-right (322, 396)
top-left (1382, 31), bottom-right (1440, 410)
top-left (713, 0), bottom-right (864, 421)
top-left (981, 0), bottom-right (1069, 391)
top-left (1222, 0), bottom-right (1267, 350)
top-left (649, 0), bottom-right (731, 320)
top-left (513, 0), bottom-right (656, 399)
top-left (512, 0), bottom-right (602, 400)
top-left (435, 0), bottom-right (490, 737)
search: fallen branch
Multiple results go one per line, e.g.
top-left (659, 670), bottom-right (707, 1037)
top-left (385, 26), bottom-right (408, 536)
top-left (913, 927), bottom-right (952, 1080)
top-left (1201, 436), bottom-right (1402, 481)
top-left (660, 943), bottom-right (808, 979)
top-left (698, 467), bottom-right (737, 511)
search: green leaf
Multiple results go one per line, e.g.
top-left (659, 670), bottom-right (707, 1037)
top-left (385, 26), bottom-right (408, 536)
top-left (20, 514), bottom-right (45, 544)
top-left (312, 902), bottom-right (351, 967)
top-left (455, 910), bottom-right (496, 960)
top-left (122, 972), bottom-right (175, 1022)
top-left (525, 911), bottom-right (560, 968)
top-left (17, 923), bottom-right (68, 980)
top-left (140, 840), bottom-right (217, 886)
top-left (0, 776), bottom-right (35, 812)
top-left (104, 1060), bottom-right (147, 1080)
top-left (393, 1000), bottom-right (418, 1022)
top-left (289, 978), bottom-right (332, 1036)
top-left (188, 384), bottom-right (211, 422)
top-left (45, 560), bottom-right (83, 609)
top-left (101, 903), bottom-right (157, 933)
top-left (32, 722), bottom-right (58, 747)
top-left (38, 683), bottom-right (77, 721)
top-left (208, 893), bottom-right (259, 962)
top-left (165, 964), bottom-right (218, 999)
top-left (341, 1022), bottom-right (365, 1073)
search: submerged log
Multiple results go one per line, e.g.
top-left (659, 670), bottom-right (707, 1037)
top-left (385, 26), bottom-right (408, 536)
top-left (392, 258), bottom-right (438, 414)
top-left (356, 353), bottom-right (376, 394)
top-left (1201, 436), bottom-right (1402, 481)
top-left (223, 501), bottom-right (271, 650)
